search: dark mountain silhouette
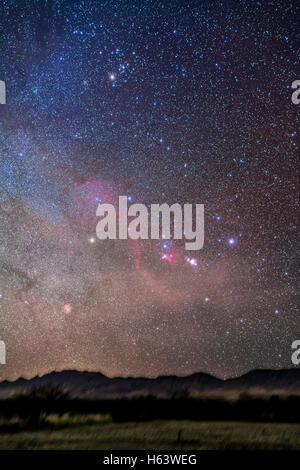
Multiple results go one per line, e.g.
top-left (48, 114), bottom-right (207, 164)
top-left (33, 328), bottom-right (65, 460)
top-left (0, 369), bottom-right (299, 399)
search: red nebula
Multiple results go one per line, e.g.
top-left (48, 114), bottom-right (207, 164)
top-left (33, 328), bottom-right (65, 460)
top-left (68, 179), bottom-right (118, 231)
top-left (63, 304), bottom-right (73, 314)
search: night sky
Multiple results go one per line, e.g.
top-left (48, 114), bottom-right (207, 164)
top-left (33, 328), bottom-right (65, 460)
top-left (0, 0), bottom-right (299, 381)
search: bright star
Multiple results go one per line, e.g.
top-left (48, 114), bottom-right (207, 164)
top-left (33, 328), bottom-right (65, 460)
top-left (227, 237), bottom-right (237, 246)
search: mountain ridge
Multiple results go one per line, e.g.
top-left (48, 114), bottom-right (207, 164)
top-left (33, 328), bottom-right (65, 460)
top-left (0, 368), bottom-right (299, 399)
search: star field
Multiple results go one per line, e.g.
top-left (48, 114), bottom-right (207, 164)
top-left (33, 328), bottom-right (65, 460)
top-left (0, 0), bottom-right (299, 380)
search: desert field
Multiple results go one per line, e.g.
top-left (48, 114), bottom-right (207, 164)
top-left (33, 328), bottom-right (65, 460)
top-left (0, 416), bottom-right (299, 450)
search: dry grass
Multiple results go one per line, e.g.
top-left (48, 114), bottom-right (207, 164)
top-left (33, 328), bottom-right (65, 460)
top-left (0, 418), bottom-right (300, 450)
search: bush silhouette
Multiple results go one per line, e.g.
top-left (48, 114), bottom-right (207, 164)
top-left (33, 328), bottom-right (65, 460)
top-left (13, 385), bottom-right (70, 428)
